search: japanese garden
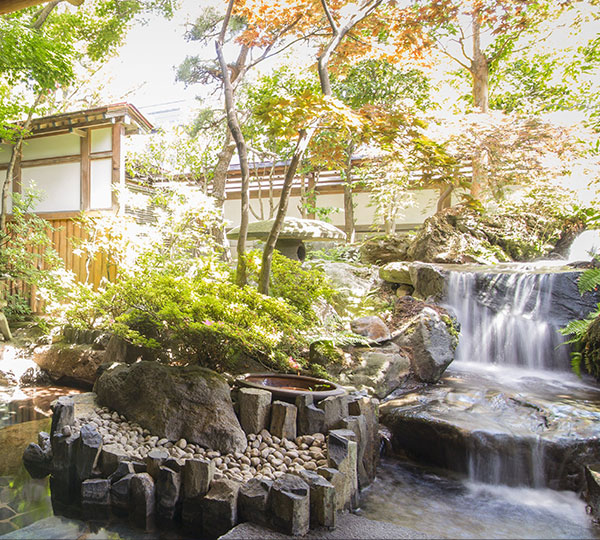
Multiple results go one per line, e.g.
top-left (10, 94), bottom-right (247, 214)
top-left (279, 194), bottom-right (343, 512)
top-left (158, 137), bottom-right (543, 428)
top-left (1, 0), bottom-right (600, 538)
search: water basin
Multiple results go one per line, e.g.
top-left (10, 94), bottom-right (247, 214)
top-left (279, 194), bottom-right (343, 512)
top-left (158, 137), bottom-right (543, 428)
top-left (238, 373), bottom-right (345, 402)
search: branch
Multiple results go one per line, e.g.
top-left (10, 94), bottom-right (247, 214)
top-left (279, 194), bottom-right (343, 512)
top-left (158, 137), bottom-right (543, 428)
top-left (217, 0), bottom-right (235, 46)
top-left (320, 0), bottom-right (338, 33)
top-left (437, 41), bottom-right (472, 72)
top-left (455, 24), bottom-right (473, 63)
top-left (31, 0), bottom-right (61, 30)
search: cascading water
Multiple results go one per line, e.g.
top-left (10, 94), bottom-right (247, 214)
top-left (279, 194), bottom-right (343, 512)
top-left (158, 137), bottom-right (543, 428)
top-left (444, 269), bottom-right (572, 371)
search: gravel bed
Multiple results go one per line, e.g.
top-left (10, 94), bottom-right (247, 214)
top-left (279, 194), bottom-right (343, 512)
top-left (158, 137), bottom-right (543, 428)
top-left (70, 406), bottom-right (327, 482)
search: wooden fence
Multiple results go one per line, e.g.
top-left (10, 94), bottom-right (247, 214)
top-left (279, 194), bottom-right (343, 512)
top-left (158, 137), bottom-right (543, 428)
top-left (5, 215), bottom-right (114, 314)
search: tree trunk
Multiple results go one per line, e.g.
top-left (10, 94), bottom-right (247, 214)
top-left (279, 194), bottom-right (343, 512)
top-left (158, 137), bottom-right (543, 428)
top-left (343, 143), bottom-right (355, 243)
top-left (471, 8), bottom-right (489, 114)
top-left (216, 34), bottom-right (250, 285)
top-left (258, 129), bottom-right (314, 295)
top-left (211, 130), bottom-right (236, 260)
top-left (470, 8), bottom-right (489, 199)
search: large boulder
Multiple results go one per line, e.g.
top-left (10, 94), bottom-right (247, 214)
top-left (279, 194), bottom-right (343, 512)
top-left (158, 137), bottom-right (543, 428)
top-left (94, 362), bottom-right (246, 454)
top-left (391, 299), bottom-right (458, 383)
top-left (33, 344), bottom-right (105, 388)
top-left (341, 344), bottom-right (411, 398)
top-left (359, 234), bottom-right (411, 265)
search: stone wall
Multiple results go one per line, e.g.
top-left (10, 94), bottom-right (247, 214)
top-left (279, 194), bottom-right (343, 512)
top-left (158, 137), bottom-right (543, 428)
top-left (23, 388), bottom-right (379, 537)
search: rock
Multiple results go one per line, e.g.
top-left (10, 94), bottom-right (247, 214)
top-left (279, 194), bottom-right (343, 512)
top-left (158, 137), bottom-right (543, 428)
top-left (393, 307), bottom-right (458, 383)
top-left (108, 461), bottom-right (135, 484)
top-left (94, 361), bottom-right (247, 454)
top-left (146, 448), bottom-right (169, 480)
top-left (268, 473), bottom-right (310, 536)
top-left (103, 334), bottom-right (147, 364)
top-left (360, 234), bottom-right (411, 265)
top-left (269, 401), bottom-right (297, 441)
top-left (100, 445), bottom-right (130, 477)
top-left (316, 395), bottom-right (348, 432)
top-left (238, 477), bottom-right (272, 526)
top-left (81, 478), bottom-right (110, 506)
top-left (350, 316), bottom-right (391, 341)
top-left (75, 424), bottom-right (102, 482)
top-left (50, 431), bottom-right (80, 503)
top-left (348, 396), bottom-right (379, 487)
top-left (130, 473), bottom-right (155, 529)
top-left (317, 467), bottom-right (346, 513)
top-left (238, 388), bottom-right (272, 435)
top-left (157, 466), bottom-right (182, 520)
top-left (33, 344), bottom-right (105, 388)
top-left (111, 473), bottom-right (134, 513)
top-left (202, 479), bottom-right (240, 538)
top-left (408, 262), bottom-right (446, 300)
top-left (295, 395), bottom-right (325, 436)
top-left (379, 262), bottom-right (413, 285)
top-left (22, 442), bottom-right (52, 479)
top-left (320, 262), bottom-right (380, 305)
top-left (50, 396), bottom-right (74, 437)
top-left (380, 381), bottom-right (600, 492)
top-left (343, 343), bottom-right (411, 398)
top-left (327, 429), bottom-right (358, 510)
top-left (183, 458), bottom-right (214, 499)
top-left (585, 465), bottom-right (600, 520)
top-left (296, 469), bottom-right (335, 529)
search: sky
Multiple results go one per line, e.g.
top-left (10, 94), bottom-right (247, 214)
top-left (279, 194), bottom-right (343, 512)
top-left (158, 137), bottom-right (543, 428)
top-left (101, 0), bottom-right (216, 127)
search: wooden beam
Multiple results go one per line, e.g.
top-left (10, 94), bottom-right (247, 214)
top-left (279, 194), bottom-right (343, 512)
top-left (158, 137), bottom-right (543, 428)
top-left (69, 127), bottom-right (87, 138)
top-left (0, 0), bottom-right (49, 15)
top-left (81, 129), bottom-right (90, 211)
top-left (20, 154), bottom-right (80, 168)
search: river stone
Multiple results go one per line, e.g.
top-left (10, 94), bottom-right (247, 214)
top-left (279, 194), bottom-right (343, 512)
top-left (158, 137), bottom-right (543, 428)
top-left (393, 307), bottom-right (457, 383)
top-left (94, 361), bottom-right (246, 454)
top-left (379, 262), bottom-right (413, 285)
top-left (268, 474), bottom-right (310, 536)
top-left (238, 388), bottom-right (272, 435)
top-left (350, 316), bottom-right (391, 341)
top-left (33, 344), bottom-right (105, 388)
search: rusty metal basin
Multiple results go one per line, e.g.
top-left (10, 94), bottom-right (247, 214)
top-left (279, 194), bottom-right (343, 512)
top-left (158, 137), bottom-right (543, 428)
top-left (238, 373), bottom-right (345, 402)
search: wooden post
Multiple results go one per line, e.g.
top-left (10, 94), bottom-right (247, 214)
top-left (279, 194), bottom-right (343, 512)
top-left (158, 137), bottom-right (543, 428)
top-left (80, 129), bottom-right (90, 211)
top-left (111, 122), bottom-right (124, 211)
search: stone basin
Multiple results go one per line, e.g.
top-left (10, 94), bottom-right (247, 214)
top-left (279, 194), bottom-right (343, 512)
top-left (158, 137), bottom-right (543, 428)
top-left (238, 373), bottom-right (345, 402)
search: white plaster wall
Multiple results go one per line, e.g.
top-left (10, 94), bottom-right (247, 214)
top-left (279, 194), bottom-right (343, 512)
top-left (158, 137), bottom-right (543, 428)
top-left (21, 162), bottom-right (80, 212)
top-left (91, 159), bottom-right (113, 209)
top-left (0, 143), bottom-right (12, 165)
top-left (91, 128), bottom-right (112, 153)
top-left (22, 134), bottom-right (80, 160)
top-left (223, 187), bottom-right (440, 231)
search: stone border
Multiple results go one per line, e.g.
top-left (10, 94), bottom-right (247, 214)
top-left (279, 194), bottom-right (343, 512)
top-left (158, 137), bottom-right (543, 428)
top-left (22, 389), bottom-right (379, 537)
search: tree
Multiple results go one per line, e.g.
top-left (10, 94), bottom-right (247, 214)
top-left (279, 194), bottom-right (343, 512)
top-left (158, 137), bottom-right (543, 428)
top-left (391, 0), bottom-right (572, 196)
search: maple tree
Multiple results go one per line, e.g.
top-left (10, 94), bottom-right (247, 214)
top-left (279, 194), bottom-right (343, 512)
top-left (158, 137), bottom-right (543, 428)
top-left (388, 0), bottom-right (572, 197)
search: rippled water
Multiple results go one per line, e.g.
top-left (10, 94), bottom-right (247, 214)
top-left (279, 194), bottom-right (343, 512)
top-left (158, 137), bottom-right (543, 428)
top-left (359, 458), bottom-right (600, 539)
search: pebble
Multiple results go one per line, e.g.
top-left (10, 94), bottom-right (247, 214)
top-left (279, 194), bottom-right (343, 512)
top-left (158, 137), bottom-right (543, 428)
top-left (81, 407), bottom-right (328, 485)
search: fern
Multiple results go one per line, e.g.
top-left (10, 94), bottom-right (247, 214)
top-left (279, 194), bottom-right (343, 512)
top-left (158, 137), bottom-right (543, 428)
top-left (578, 267), bottom-right (600, 295)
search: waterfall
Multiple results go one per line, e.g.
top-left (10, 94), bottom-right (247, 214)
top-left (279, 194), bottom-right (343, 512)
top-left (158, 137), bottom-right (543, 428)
top-left (444, 270), bottom-right (572, 371)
